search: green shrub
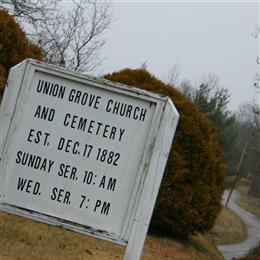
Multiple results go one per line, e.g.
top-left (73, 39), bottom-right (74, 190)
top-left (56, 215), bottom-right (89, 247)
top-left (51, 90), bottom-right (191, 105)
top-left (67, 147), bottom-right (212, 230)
top-left (104, 69), bottom-right (225, 237)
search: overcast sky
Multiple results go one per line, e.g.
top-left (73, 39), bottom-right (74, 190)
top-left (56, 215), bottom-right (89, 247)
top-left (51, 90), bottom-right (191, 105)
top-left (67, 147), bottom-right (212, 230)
top-left (98, 0), bottom-right (259, 111)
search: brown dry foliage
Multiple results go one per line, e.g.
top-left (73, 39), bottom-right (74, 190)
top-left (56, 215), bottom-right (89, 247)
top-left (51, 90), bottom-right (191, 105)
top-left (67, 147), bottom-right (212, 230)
top-left (0, 9), bottom-right (42, 97)
top-left (105, 69), bottom-right (225, 238)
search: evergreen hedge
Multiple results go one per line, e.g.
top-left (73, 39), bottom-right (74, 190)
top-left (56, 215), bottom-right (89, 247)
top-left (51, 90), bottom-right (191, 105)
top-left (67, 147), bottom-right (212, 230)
top-left (105, 69), bottom-right (225, 237)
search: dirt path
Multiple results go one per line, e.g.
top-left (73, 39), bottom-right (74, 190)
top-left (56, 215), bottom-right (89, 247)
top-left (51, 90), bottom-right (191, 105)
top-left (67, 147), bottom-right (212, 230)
top-left (217, 190), bottom-right (260, 260)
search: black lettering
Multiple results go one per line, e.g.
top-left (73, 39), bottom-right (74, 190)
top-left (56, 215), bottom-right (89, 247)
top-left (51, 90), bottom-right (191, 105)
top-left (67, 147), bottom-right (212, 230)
top-left (81, 92), bottom-right (88, 105)
top-left (34, 156), bottom-right (41, 169)
top-left (103, 125), bottom-right (110, 138)
top-left (65, 139), bottom-right (72, 153)
top-left (57, 137), bottom-right (79, 155)
top-left (94, 96), bottom-right (101, 109)
top-left (51, 84), bottom-right (59, 96)
top-left (35, 130), bottom-right (42, 143)
top-left (33, 182), bottom-right (40, 195)
top-left (57, 137), bottom-right (65, 150)
top-left (51, 187), bottom-right (71, 204)
top-left (15, 151), bottom-right (22, 164)
top-left (68, 89), bottom-right (76, 101)
top-left (101, 202), bottom-right (110, 215)
top-left (51, 187), bottom-right (58, 200)
top-left (119, 103), bottom-right (127, 116)
top-left (72, 142), bottom-right (79, 154)
top-left (87, 120), bottom-right (95, 133)
top-left (133, 107), bottom-right (140, 120)
top-left (27, 129), bottom-right (50, 146)
top-left (125, 105), bottom-right (133, 118)
top-left (37, 81), bottom-right (65, 99)
top-left (58, 163), bottom-right (65, 177)
top-left (83, 144), bottom-right (93, 158)
top-left (21, 153), bottom-right (29, 165)
top-left (79, 195), bottom-right (88, 208)
top-left (75, 90), bottom-right (81, 103)
top-left (43, 132), bottom-right (50, 146)
top-left (99, 176), bottom-right (105, 189)
top-left (34, 105), bottom-right (55, 121)
top-left (106, 99), bottom-right (113, 112)
top-left (57, 189), bottom-right (63, 202)
top-left (113, 101), bottom-right (120, 114)
top-left (28, 154), bottom-right (36, 168)
top-left (59, 86), bottom-right (66, 99)
top-left (16, 151), bottom-right (54, 173)
top-left (34, 105), bottom-right (41, 118)
top-left (89, 94), bottom-right (95, 106)
top-left (17, 177), bottom-right (27, 191)
top-left (47, 160), bottom-right (54, 173)
top-left (71, 115), bottom-right (78, 128)
top-left (39, 159), bottom-right (47, 171)
top-left (78, 117), bottom-right (87, 131)
top-left (119, 129), bottom-right (125, 142)
top-left (83, 171), bottom-right (94, 184)
top-left (25, 179), bottom-right (32, 193)
top-left (70, 167), bottom-right (77, 180)
top-left (94, 200), bottom-right (111, 215)
top-left (27, 129), bottom-right (34, 143)
top-left (109, 127), bottom-right (116, 140)
top-left (64, 113), bottom-right (70, 126)
top-left (98, 176), bottom-right (116, 191)
top-left (95, 122), bottom-right (103, 135)
top-left (43, 81), bottom-right (50, 95)
top-left (36, 80), bottom-right (43, 92)
top-left (94, 200), bottom-right (101, 212)
top-left (107, 178), bottom-right (117, 191)
top-left (140, 108), bottom-right (147, 121)
top-left (113, 153), bottom-right (120, 166)
top-left (63, 191), bottom-right (71, 204)
top-left (41, 106), bottom-right (48, 119)
top-left (17, 178), bottom-right (41, 195)
top-left (105, 99), bottom-right (147, 122)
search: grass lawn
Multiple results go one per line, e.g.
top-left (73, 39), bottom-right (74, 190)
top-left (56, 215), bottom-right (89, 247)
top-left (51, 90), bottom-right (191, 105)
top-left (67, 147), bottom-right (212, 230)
top-left (236, 182), bottom-right (260, 218)
top-left (209, 207), bottom-right (248, 245)
top-left (237, 193), bottom-right (260, 218)
top-left (0, 212), bottom-right (224, 260)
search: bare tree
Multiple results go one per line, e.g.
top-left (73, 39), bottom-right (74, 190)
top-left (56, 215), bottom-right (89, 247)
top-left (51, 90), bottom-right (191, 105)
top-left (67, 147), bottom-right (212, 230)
top-left (165, 63), bottom-right (180, 86)
top-left (199, 73), bottom-right (221, 89)
top-left (250, 26), bottom-right (260, 199)
top-left (1, 0), bottom-right (59, 25)
top-left (252, 25), bottom-right (260, 90)
top-left (1, 0), bottom-right (113, 73)
top-left (178, 79), bottom-right (194, 99)
top-left (236, 102), bottom-right (260, 198)
top-left (237, 102), bottom-right (259, 139)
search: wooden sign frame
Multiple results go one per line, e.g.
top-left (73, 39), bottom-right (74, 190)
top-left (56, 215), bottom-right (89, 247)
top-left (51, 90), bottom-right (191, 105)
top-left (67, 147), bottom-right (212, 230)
top-left (0, 60), bottom-right (179, 259)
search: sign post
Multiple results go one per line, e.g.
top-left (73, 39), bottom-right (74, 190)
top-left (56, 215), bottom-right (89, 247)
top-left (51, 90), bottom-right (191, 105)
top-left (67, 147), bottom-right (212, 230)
top-left (0, 60), bottom-right (179, 259)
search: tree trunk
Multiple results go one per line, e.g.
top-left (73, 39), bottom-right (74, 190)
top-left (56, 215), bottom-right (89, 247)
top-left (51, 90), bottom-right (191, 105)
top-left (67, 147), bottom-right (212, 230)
top-left (248, 174), bottom-right (260, 198)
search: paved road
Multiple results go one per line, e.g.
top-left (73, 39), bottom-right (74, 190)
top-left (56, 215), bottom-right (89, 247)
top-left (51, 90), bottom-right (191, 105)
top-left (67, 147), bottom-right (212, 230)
top-left (218, 190), bottom-right (260, 260)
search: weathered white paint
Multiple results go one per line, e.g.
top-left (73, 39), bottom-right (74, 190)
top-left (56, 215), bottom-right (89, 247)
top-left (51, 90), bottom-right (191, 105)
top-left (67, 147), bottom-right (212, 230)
top-left (0, 59), bottom-right (179, 259)
top-left (124, 100), bottom-right (178, 259)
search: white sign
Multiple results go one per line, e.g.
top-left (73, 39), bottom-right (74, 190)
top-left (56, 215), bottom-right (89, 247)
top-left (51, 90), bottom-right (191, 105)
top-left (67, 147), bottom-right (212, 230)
top-left (0, 60), bottom-right (179, 259)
